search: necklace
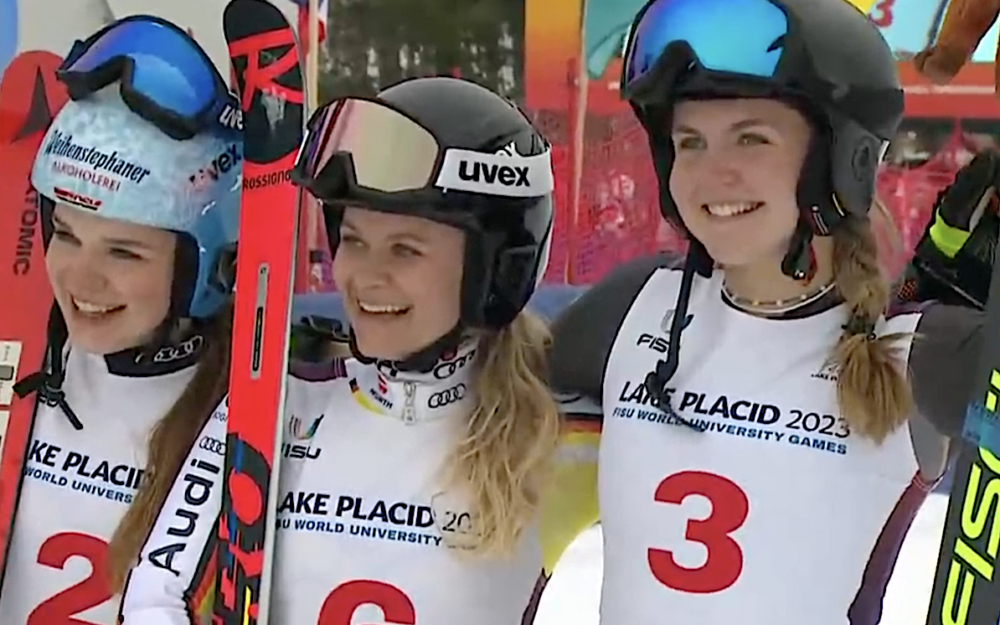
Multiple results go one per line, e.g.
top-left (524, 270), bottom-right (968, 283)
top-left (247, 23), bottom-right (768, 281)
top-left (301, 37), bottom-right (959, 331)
top-left (722, 280), bottom-right (837, 316)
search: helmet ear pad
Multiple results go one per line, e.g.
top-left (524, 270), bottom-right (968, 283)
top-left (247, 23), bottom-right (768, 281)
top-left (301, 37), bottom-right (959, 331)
top-left (796, 105), bottom-right (884, 236)
top-left (169, 233), bottom-right (200, 319)
top-left (461, 222), bottom-right (551, 329)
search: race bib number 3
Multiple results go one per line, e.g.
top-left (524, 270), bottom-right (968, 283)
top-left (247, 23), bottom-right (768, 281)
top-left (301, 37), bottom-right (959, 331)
top-left (319, 579), bottom-right (415, 625)
top-left (27, 532), bottom-right (112, 625)
top-left (648, 471), bottom-right (750, 594)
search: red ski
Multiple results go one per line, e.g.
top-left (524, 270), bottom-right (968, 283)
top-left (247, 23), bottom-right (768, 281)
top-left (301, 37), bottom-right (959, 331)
top-left (0, 51), bottom-right (68, 583)
top-left (215, 1), bottom-right (305, 623)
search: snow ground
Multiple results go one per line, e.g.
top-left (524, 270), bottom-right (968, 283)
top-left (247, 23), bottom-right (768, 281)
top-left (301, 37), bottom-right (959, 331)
top-left (535, 493), bottom-right (950, 624)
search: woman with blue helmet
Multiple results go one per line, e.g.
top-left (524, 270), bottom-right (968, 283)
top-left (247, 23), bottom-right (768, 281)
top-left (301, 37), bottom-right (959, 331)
top-left (550, 0), bottom-right (1000, 621)
top-left (0, 16), bottom-right (241, 624)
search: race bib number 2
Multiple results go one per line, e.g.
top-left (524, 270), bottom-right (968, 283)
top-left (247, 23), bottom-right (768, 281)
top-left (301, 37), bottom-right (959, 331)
top-left (319, 580), bottom-right (415, 625)
top-left (648, 471), bottom-right (750, 594)
top-left (27, 532), bottom-right (112, 625)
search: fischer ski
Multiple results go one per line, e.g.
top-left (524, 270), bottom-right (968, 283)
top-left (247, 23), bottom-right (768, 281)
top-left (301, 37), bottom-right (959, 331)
top-left (925, 235), bottom-right (1000, 620)
top-left (0, 51), bottom-right (68, 584)
top-left (215, 1), bottom-right (305, 623)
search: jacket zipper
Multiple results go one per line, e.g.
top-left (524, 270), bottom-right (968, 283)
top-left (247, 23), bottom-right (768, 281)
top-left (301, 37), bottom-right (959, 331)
top-left (403, 381), bottom-right (416, 424)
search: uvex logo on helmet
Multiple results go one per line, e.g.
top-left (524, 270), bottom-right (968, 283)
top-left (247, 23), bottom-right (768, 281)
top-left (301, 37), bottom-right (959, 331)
top-left (457, 160), bottom-right (528, 188)
top-left (190, 144), bottom-right (242, 189)
top-left (217, 103), bottom-right (244, 131)
top-left (434, 145), bottom-right (554, 198)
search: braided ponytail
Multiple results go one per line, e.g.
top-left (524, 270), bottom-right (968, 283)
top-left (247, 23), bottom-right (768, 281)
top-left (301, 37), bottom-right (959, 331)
top-left (829, 211), bottom-right (914, 443)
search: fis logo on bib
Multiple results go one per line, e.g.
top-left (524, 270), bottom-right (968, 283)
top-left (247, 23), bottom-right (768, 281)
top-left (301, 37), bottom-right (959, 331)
top-left (637, 311), bottom-right (693, 353)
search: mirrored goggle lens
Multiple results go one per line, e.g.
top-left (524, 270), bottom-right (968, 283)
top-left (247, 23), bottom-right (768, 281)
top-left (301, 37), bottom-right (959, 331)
top-left (624, 0), bottom-right (789, 88)
top-left (299, 97), bottom-right (440, 193)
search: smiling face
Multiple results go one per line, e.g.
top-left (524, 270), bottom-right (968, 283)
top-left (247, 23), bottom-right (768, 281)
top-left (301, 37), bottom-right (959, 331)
top-left (668, 98), bottom-right (813, 267)
top-left (333, 206), bottom-right (465, 361)
top-left (45, 202), bottom-right (177, 355)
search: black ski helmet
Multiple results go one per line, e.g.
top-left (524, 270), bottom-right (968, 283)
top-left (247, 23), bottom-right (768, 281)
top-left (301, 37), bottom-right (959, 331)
top-left (623, 0), bottom-right (903, 279)
top-left (292, 76), bottom-right (554, 367)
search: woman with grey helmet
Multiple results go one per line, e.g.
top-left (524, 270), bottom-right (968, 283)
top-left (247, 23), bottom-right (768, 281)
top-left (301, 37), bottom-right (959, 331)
top-left (549, 0), bottom-right (999, 621)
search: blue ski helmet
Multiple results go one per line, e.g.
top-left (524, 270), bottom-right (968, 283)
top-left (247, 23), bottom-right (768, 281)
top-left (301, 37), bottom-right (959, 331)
top-left (31, 84), bottom-right (242, 319)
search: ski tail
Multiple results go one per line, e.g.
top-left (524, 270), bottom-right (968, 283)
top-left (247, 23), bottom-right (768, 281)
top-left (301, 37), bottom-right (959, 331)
top-left (0, 51), bottom-right (68, 585)
top-left (926, 445), bottom-right (1000, 624)
top-left (214, 1), bottom-right (305, 623)
top-left (925, 225), bottom-right (1000, 622)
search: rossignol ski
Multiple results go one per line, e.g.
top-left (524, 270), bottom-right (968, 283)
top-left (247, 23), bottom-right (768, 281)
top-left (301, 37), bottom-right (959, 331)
top-left (215, 1), bottom-right (305, 623)
top-left (925, 242), bottom-right (1000, 621)
top-left (0, 51), bottom-right (68, 584)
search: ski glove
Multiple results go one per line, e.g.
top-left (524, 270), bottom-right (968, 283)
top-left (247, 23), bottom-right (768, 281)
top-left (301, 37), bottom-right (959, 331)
top-left (909, 150), bottom-right (1000, 309)
top-left (927, 150), bottom-right (1000, 258)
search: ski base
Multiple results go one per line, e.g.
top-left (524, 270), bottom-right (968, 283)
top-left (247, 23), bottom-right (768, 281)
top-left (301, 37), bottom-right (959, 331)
top-left (0, 51), bottom-right (67, 585)
top-left (925, 200), bottom-right (1000, 624)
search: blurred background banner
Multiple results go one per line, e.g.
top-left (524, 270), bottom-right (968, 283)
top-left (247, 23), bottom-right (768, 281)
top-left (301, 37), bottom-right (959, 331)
top-left (523, 0), bottom-right (1000, 283)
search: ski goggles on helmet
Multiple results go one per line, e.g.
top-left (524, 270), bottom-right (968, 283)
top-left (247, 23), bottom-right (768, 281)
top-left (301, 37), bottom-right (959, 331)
top-left (621, 0), bottom-right (805, 101)
top-left (57, 15), bottom-right (241, 141)
top-left (292, 96), bottom-right (555, 207)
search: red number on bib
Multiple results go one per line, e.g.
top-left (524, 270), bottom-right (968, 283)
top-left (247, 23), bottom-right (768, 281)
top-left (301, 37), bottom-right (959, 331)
top-left (26, 532), bottom-right (112, 625)
top-left (318, 579), bottom-right (416, 625)
top-left (648, 471), bottom-right (749, 594)
top-left (870, 0), bottom-right (894, 27)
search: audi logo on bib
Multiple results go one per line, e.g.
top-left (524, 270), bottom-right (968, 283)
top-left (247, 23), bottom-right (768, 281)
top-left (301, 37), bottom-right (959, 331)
top-left (428, 383), bottom-right (466, 408)
top-left (151, 334), bottom-right (204, 363)
top-left (433, 349), bottom-right (476, 379)
top-left (198, 436), bottom-right (225, 455)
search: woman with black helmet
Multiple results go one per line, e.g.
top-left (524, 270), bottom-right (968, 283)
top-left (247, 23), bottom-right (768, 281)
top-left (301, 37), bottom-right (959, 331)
top-left (549, 0), bottom-right (996, 621)
top-left (120, 75), bottom-right (600, 624)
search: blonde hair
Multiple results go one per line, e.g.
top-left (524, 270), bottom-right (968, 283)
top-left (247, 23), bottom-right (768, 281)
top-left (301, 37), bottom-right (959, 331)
top-left (106, 303), bottom-right (233, 592)
top-left (829, 202), bottom-right (914, 443)
top-left (440, 310), bottom-right (563, 556)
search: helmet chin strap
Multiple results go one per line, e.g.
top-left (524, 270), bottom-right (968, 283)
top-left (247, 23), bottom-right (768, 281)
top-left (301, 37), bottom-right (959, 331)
top-left (13, 304), bottom-right (81, 430)
top-left (349, 323), bottom-right (466, 375)
top-left (781, 216), bottom-right (819, 282)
